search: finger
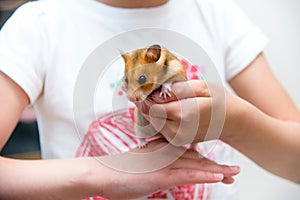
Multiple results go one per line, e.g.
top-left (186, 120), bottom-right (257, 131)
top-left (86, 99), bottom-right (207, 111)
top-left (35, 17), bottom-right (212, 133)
top-left (180, 149), bottom-right (201, 160)
top-left (199, 159), bottom-right (240, 177)
top-left (221, 176), bottom-right (235, 184)
top-left (147, 97), bottom-right (211, 121)
top-left (152, 80), bottom-right (211, 103)
top-left (173, 157), bottom-right (240, 177)
top-left (143, 115), bottom-right (197, 146)
top-left (134, 98), bottom-right (155, 114)
top-left (144, 116), bottom-right (178, 142)
top-left (166, 168), bottom-right (225, 186)
top-left (144, 100), bottom-right (206, 145)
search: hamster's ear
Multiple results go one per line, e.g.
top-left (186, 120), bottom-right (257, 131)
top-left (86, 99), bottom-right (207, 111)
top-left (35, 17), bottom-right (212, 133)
top-left (119, 49), bottom-right (128, 62)
top-left (146, 44), bottom-right (161, 63)
top-left (121, 53), bottom-right (129, 62)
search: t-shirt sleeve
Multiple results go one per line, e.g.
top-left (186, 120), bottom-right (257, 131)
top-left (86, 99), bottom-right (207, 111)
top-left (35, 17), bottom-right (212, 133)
top-left (220, 0), bottom-right (269, 81)
top-left (0, 2), bottom-right (47, 103)
top-left (200, 0), bottom-right (269, 81)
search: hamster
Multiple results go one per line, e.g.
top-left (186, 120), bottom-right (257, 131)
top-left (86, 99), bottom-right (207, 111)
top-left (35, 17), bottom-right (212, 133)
top-left (121, 44), bottom-right (187, 147)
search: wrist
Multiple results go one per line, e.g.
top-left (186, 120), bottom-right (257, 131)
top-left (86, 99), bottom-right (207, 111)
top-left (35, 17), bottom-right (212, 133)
top-left (80, 157), bottom-right (116, 198)
top-left (46, 157), bottom-right (105, 199)
top-left (220, 94), bottom-right (254, 145)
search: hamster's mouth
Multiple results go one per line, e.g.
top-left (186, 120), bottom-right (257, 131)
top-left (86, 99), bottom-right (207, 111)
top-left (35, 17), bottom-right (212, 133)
top-left (148, 86), bottom-right (163, 99)
top-left (130, 86), bottom-right (162, 104)
top-left (132, 85), bottom-right (174, 103)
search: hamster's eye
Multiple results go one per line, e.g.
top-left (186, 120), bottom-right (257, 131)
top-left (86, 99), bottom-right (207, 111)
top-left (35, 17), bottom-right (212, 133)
top-left (124, 76), bottom-right (128, 85)
top-left (138, 75), bottom-right (147, 85)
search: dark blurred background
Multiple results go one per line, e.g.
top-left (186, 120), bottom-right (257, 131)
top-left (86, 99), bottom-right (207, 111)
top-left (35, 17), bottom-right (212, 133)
top-left (0, 0), bottom-right (40, 159)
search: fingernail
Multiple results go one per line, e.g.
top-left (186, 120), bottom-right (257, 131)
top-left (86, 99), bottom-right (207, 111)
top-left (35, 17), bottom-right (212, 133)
top-left (214, 173), bottom-right (224, 179)
top-left (230, 166), bottom-right (240, 172)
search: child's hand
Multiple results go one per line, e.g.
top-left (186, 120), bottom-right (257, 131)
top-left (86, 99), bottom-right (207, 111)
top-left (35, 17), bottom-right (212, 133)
top-left (97, 138), bottom-right (240, 199)
top-left (136, 80), bottom-right (243, 145)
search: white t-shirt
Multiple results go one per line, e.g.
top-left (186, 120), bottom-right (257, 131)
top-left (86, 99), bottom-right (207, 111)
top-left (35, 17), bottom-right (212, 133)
top-left (0, 0), bottom-right (268, 199)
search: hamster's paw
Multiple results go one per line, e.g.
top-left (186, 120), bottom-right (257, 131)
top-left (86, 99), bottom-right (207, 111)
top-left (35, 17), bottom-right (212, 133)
top-left (137, 138), bottom-right (147, 148)
top-left (160, 83), bottom-right (172, 99)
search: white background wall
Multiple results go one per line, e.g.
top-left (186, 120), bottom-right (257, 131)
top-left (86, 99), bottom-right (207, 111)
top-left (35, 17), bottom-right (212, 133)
top-left (232, 0), bottom-right (300, 199)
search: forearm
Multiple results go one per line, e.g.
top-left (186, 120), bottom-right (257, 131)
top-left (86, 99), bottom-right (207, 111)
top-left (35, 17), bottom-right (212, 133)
top-left (0, 142), bottom-right (239, 200)
top-left (223, 99), bottom-right (300, 183)
top-left (0, 156), bottom-right (104, 200)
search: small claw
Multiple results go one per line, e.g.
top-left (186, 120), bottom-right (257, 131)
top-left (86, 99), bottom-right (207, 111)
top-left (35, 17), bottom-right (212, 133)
top-left (160, 84), bottom-right (172, 99)
top-left (138, 143), bottom-right (147, 148)
top-left (137, 139), bottom-right (147, 148)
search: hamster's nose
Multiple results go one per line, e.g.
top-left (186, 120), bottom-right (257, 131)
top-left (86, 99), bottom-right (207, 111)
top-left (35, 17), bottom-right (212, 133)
top-left (128, 89), bottom-right (147, 102)
top-left (129, 91), bottom-right (141, 102)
